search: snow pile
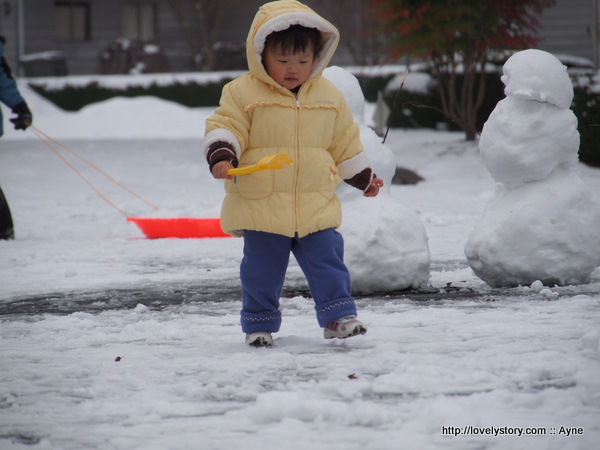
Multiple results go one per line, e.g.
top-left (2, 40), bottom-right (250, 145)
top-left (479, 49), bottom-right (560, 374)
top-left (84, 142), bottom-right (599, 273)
top-left (324, 67), bottom-right (430, 292)
top-left (465, 49), bottom-right (600, 288)
top-left (386, 71), bottom-right (434, 95)
top-left (2, 82), bottom-right (209, 140)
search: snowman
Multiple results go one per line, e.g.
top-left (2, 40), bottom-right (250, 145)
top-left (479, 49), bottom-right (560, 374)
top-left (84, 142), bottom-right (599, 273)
top-left (465, 49), bottom-right (600, 288)
top-left (323, 66), bottom-right (431, 293)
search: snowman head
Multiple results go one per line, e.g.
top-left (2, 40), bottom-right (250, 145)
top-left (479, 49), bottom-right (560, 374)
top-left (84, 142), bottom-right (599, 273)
top-left (323, 66), bottom-right (366, 122)
top-left (501, 49), bottom-right (573, 109)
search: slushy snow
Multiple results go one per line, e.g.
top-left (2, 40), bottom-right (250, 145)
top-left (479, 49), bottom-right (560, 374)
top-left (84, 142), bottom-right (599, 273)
top-left (1, 60), bottom-right (600, 449)
top-left (466, 49), bottom-right (600, 288)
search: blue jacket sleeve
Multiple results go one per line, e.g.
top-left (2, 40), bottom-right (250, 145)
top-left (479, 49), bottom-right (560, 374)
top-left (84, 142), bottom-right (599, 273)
top-left (0, 40), bottom-right (26, 136)
top-left (0, 42), bottom-right (25, 109)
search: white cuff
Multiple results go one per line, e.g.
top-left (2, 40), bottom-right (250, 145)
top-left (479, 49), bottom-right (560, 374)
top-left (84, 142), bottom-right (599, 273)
top-left (337, 152), bottom-right (370, 180)
top-left (204, 128), bottom-right (241, 160)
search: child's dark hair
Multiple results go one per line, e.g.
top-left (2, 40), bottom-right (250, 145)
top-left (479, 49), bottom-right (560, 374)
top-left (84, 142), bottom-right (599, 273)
top-left (264, 24), bottom-right (323, 57)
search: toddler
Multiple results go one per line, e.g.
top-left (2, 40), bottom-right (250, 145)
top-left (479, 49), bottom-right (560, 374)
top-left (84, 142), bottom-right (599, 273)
top-left (204, 0), bottom-right (383, 347)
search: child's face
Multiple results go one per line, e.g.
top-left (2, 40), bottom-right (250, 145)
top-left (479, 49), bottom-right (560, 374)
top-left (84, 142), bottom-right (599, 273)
top-left (263, 44), bottom-right (314, 91)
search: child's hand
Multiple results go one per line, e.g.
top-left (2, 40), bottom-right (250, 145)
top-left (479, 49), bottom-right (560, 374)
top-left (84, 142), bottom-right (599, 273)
top-left (364, 177), bottom-right (383, 197)
top-left (212, 160), bottom-right (234, 180)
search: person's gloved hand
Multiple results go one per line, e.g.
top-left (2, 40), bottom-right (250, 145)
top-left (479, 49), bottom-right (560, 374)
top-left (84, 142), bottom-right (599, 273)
top-left (10, 102), bottom-right (33, 130)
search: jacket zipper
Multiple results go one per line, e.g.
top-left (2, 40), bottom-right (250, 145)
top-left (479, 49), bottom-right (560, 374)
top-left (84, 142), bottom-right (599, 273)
top-left (293, 93), bottom-right (301, 235)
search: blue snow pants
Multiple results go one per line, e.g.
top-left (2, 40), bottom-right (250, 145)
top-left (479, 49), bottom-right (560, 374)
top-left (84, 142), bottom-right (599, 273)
top-left (240, 228), bottom-right (357, 334)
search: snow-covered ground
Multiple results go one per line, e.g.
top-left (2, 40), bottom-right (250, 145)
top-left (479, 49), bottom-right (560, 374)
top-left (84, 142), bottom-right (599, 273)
top-left (1, 79), bottom-right (599, 449)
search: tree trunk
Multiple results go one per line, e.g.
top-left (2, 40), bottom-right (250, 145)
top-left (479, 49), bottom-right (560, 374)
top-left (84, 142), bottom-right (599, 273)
top-left (166, 0), bottom-right (231, 72)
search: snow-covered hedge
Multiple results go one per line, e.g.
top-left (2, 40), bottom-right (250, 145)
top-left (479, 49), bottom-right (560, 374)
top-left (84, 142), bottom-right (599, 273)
top-left (27, 73), bottom-right (243, 111)
top-left (25, 67), bottom-right (408, 112)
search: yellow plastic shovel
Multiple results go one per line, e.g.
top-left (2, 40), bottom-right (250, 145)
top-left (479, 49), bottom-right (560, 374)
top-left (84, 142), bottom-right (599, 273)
top-left (227, 153), bottom-right (294, 176)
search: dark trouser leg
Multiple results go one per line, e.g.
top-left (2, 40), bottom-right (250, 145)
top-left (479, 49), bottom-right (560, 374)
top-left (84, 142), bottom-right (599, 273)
top-left (240, 230), bottom-right (292, 333)
top-left (0, 186), bottom-right (15, 240)
top-left (291, 229), bottom-right (356, 327)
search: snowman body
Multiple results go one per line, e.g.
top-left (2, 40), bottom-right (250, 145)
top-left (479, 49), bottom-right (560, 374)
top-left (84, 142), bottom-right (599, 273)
top-left (324, 66), bottom-right (431, 292)
top-left (465, 50), bottom-right (600, 288)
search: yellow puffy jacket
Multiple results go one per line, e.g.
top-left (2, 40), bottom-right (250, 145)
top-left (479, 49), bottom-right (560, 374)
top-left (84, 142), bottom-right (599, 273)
top-left (204, 0), bottom-right (370, 238)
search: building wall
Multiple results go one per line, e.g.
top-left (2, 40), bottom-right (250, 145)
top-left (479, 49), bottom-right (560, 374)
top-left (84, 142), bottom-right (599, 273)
top-left (2, 0), bottom-right (267, 75)
top-left (19, 0), bottom-right (196, 75)
top-left (0, 0), bottom-right (20, 71)
top-left (536, 0), bottom-right (599, 66)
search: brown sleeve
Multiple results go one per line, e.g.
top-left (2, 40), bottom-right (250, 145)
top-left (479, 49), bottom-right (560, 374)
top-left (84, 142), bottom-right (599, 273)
top-left (344, 168), bottom-right (374, 191)
top-left (206, 141), bottom-right (239, 173)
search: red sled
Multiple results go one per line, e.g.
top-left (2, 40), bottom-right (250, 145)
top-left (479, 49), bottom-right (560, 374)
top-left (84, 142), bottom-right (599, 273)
top-left (127, 217), bottom-right (231, 239)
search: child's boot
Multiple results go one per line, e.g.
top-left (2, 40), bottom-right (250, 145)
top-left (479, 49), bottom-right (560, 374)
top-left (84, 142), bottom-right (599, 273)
top-left (245, 332), bottom-right (273, 347)
top-left (324, 315), bottom-right (367, 339)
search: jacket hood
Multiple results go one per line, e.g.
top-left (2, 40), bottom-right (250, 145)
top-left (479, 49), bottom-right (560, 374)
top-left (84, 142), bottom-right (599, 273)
top-left (246, 0), bottom-right (339, 87)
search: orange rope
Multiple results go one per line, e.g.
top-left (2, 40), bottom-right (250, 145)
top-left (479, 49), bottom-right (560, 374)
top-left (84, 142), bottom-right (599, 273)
top-left (29, 124), bottom-right (159, 212)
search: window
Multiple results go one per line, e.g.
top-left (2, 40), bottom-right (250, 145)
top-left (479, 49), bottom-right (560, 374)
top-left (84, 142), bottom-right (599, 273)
top-left (122, 3), bottom-right (157, 41)
top-left (55, 1), bottom-right (91, 41)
